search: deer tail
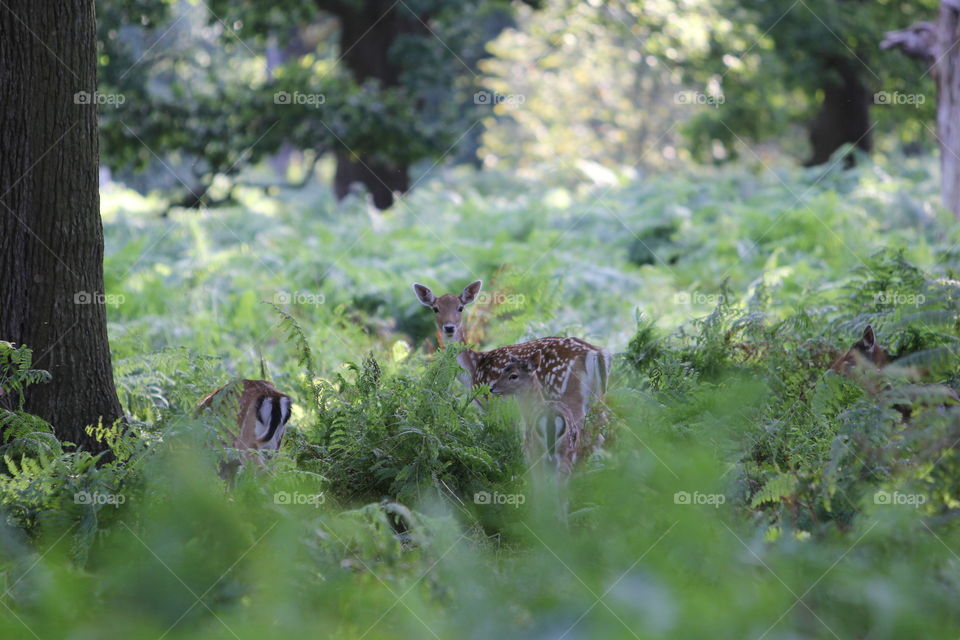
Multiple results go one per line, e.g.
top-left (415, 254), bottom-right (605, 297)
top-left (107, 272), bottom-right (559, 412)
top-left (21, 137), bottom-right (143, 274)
top-left (584, 349), bottom-right (610, 400)
top-left (597, 348), bottom-right (610, 397)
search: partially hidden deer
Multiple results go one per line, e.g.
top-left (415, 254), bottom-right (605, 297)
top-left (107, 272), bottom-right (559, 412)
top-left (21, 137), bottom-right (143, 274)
top-left (830, 325), bottom-right (958, 418)
top-left (489, 353), bottom-right (582, 475)
top-left (197, 379), bottom-right (293, 475)
top-left (830, 325), bottom-right (889, 376)
top-left (412, 280), bottom-right (611, 443)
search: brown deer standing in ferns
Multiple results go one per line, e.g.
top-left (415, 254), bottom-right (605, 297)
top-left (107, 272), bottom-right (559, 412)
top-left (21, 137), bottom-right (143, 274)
top-left (412, 280), bottom-right (611, 453)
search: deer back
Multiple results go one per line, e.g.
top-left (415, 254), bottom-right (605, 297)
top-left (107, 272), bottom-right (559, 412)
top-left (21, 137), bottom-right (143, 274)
top-left (471, 336), bottom-right (609, 402)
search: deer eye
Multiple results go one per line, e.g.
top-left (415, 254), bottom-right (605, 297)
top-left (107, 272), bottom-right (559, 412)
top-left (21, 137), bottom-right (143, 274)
top-left (457, 306), bottom-right (464, 312)
top-left (432, 307), bottom-right (439, 313)
top-left (509, 373), bottom-right (519, 380)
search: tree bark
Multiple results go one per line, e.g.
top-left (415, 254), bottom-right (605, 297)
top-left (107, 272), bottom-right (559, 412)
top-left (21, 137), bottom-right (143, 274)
top-left (936, 2), bottom-right (960, 216)
top-left (884, 3), bottom-right (960, 217)
top-left (333, 153), bottom-right (409, 209)
top-left (805, 57), bottom-right (873, 167)
top-left (0, 1), bottom-right (123, 451)
top-left (325, 2), bottom-right (419, 209)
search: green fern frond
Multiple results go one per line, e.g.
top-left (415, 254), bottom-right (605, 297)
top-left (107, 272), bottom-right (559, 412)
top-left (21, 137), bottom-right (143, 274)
top-left (0, 342), bottom-right (52, 410)
top-left (751, 473), bottom-right (798, 508)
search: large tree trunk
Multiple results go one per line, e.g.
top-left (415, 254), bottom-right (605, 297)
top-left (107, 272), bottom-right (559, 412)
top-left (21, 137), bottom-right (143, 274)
top-left (805, 57), bottom-right (873, 167)
top-left (936, 2), bottom-right (960, 216)
top-left (0, 1), bottom-right (123, 451)
top-left (326, 2), bottom-right (420, 209)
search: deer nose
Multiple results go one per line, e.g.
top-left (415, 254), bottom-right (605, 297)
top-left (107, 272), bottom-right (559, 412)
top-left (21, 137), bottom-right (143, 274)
top-left (443, 324), bottom-right (456, 334)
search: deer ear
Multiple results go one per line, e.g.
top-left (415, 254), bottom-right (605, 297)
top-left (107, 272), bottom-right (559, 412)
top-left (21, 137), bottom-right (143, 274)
top-left (862, 325), bottom-right (876, 349)
top-left (460, 280), bottom-right (482, 306)
top-left (413, 283), bottom-right (436, 307)
top-left (527, 352), bottom-right (542, 370)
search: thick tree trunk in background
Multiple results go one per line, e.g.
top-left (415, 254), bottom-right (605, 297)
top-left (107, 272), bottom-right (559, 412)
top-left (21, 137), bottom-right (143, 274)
top-left (324, 2), bottom-right (420, 209)
top-left (0, 1), bottom-right (123, 451)
top-left (936, 2), bottom-right (960, 216)
top-left (805, 57), bottom-right (873, 167)
top-left (334, 153), bottom-right (409, 209)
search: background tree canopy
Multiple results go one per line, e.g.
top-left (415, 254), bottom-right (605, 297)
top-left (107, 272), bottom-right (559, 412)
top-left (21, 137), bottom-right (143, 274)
top-left (96, 0), bottom-right (943, 204)
top-left (97, 0), bottom-right (538, 208)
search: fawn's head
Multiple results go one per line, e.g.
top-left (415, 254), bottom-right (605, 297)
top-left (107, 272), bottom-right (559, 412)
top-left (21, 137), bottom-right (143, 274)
top-left (830, 325), bottom-right (888, 374)
top-left (489, 353), bottom-right (542, 397)
top-left (412, 280), bottom-right (482, 344)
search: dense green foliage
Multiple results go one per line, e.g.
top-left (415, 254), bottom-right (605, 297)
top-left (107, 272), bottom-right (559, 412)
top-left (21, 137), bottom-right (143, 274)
top-left (674, 0), bottom-right (940, 158)
top-left (96, 0), bottom-right (944, 202)
top-left (8, 0), bottom-right (960, 636)
top-left (3, 154), bottom-right (960, 636)
top-left (95, 0), bottom-right (526, 200)
top-left (478, 0), bottom-right (943, 172)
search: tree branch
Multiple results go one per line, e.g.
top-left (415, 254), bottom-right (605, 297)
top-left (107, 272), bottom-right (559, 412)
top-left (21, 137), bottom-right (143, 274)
top-left (881, 21), bottom-right (938, 62)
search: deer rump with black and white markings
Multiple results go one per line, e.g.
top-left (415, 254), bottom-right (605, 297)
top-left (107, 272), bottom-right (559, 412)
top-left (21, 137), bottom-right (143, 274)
top-left (197, 379), bottom-right (292, 453)
top-left (413, 280), bottom-right (610, 470)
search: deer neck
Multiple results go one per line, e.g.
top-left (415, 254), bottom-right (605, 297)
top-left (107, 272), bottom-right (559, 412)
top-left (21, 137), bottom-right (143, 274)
top-left (456, 347), bottom-right (480, 388)
top-left (443, 321), bottom-right (482, 387)
top-left (521, 377), bottom-right (548, 407)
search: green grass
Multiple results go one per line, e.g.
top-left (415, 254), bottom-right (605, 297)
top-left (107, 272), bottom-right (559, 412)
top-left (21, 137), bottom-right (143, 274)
top-left (2, 154), bottom-right (960, 638)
